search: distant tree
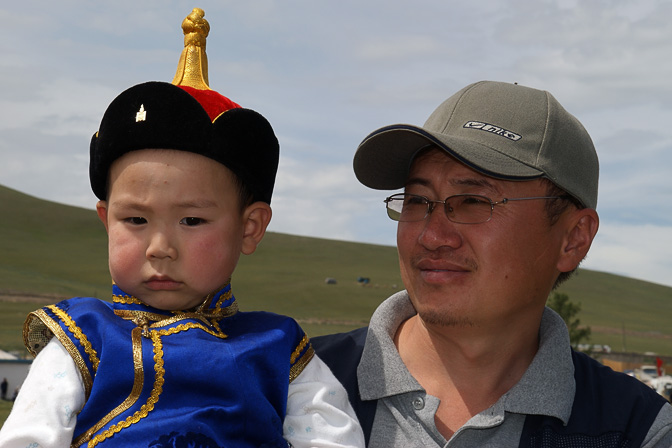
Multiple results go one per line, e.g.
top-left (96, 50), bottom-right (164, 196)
top-left (546, 292), bottom-right (591, 348)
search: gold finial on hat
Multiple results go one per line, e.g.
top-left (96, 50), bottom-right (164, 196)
top-left (172, 8), bottom-right (211, 90)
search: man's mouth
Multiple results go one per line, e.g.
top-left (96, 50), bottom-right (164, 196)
top-left (416, 259), bottom-right (470, 273)
top-left (413, 256), bottom-right (476, 283)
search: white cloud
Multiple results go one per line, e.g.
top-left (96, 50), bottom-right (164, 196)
top-left (1, 0), bottom-right (671, 289)
top-left (0, 79), bottom-right (119, 136)
top-left (498, 1), bottom-right (672, 110)
top-left (355, 35), bottom-right (442, 62)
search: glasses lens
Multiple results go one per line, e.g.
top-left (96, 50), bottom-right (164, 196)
top-left (386, 197), bottom-right (403, 221)
top-left (449, 195), bottom-right (493, 224)
top-left (386, 194), bottom-right (428, 222)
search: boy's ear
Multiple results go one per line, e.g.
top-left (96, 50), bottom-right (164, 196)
top-left (241, 202), bottom-right (272, 255)
top-left (556, 208), bottom-right (599, 273)
top-left (96, 201), bottom-right (110, 233)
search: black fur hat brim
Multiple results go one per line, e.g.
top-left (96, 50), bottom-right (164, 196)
top-left (89, 81), bottom-right (279, 204)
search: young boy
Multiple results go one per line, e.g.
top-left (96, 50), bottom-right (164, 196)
top-left (0, 9), bottom-right (364, 448)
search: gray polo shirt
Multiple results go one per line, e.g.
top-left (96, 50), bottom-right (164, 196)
top-left (357, 291), bottom-right (672, 447)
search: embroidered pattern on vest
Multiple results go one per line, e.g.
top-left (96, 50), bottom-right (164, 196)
top-left (48, 304), bottom-right (101, 371)
top-left (23, 282), bottom-right (312, 446)
top-left (290, 335), bottom-right (315, 382)
top-left (24, 307), bottom-right (96, 398)
top-left (80, 290), bottom-right (233, 446)
top-left (85, 329), bottom-right (168, 446)
top-left (72, 327), bottom-right (146, 447)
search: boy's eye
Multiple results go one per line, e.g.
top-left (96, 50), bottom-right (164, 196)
top-left (125, 217), bottom-right (147, 225)
top-left (180, 217), bottom-right (205, 226)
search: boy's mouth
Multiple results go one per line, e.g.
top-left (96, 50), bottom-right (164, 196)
top-left (145, 275), bottom-right (181, 290)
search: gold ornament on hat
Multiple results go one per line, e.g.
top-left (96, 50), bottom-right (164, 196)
top-left (172, 8), bottom-right (211, 90)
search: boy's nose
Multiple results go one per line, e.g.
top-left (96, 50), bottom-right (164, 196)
top-left (146, 231), bottom-right (177, 260)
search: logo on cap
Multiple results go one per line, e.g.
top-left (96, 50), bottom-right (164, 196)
top-left (464, 121), bottom-right (521, 141)
top-left (136, 105), bottom-right (147, 122)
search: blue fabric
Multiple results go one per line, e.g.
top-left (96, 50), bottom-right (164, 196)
top-left (35, 284), bottom-right (311, 447)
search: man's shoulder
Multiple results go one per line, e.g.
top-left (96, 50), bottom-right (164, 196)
top-left (571, 349), bottom-right (667, 413)
top-left (312, 327), bottom-right (368, 355)
top-left (311, 328), bottom-right (368, 399)
top-left (563, 349), bottom-right (668, 443)
top-left (518, 350), bottom-right (669, 446)
top-left (312, 327), bottom-right (368, 376)
top-left (571, 349), bottom-right (663, 398)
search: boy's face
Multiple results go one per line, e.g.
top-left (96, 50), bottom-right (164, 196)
top-left (96, 149), bottom-right (271, 310)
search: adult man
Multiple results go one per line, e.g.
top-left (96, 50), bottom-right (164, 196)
top-left (313, 81), bottom-right (672, 447)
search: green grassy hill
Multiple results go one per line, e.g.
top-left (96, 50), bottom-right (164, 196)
top-left (0, 184), bottom-right (670, 356)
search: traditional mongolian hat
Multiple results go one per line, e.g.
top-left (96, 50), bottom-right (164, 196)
top-left (89, 8), bottom-right (279, 204)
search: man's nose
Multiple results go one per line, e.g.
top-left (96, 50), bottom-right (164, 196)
top-left (417, 204), bottom-right (463, 251)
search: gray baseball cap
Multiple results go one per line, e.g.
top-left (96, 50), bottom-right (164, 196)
top-left (353, 81), bottom-right (599, 209)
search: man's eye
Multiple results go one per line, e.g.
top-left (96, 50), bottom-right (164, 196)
top-left (456, 195), bottom-right (488, 206)
top-left (180, 217), bottom-right (205, 226)
top-left (405, 195), bottom-right (427, 206)
top-left (125, 217), bottom-right (147, 225)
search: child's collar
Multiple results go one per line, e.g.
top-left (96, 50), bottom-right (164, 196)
top-left (111, 282), bottom-right (238, 318)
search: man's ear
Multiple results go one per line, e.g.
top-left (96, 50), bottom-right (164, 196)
top-left (96, 201), bottom-right (110, 233)
top-left (241, 202), bottom-right (272, 255)
top-left (557, 208), bottom-right (599, 273)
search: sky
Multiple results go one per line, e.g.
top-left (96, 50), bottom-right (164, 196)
top-left (1, 0), bottom-right (671, 288)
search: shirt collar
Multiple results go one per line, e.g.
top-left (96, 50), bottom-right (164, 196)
top-left (357, 291), bottom-right (575, 424)
top-left (358, 290), bottom-right (423, 400)
top-left (499, 307), bottom-right (575, 424)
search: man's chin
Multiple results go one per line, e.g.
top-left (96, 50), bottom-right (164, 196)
top-left (417, 310), bottom-right (475, 328)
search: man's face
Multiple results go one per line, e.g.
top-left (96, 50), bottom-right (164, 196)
top-left (396, 149), bottom-right (569, 329)
top-left (97, 149), bottom-right (248, 310)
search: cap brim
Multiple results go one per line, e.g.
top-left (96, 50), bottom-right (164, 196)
top-left (353, 124), bottom-right (545, 190)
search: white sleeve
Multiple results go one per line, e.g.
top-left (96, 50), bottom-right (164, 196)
top-left (0, 338), bottom-right (85, 448)
top-left (283, 354), bottom-right (365, 448)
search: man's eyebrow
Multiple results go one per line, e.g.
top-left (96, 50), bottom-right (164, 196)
top-left (450, 177), bottom-right (497, 190)
top-left (405, 176), bottom-right (498, 191)
top-left (405, 176), bottom-right (431, 188)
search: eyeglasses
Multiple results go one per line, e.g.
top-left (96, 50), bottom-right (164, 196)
top-left (384, 193), bottom-right (569, 224)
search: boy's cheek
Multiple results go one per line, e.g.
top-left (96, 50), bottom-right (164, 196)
top-left (107, 224), bottom-right (138, 246)
top-left (107, 233), bottom-right (144, 268)
top-left (108, 245), bottom-right (143, 290)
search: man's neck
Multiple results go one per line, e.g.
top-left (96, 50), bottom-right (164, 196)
top-left (394, 313), bottom-right (541, 438)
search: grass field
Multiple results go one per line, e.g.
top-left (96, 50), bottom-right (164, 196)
top-left (0, 184), bottom-right (671, 429)
top-left (0, 399), bottom-right (12, 428)
top-left (1, 183), bottom-right (671, 355)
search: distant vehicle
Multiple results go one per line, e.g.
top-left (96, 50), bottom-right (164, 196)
top-left (591, 344), bottom-right (612, 353)
top-left (649, 375), bottom-right (672, 402)
top-left (640, 365), bottom-right (659, 379)
top-left (575, 344), bottom-right (611, 353)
